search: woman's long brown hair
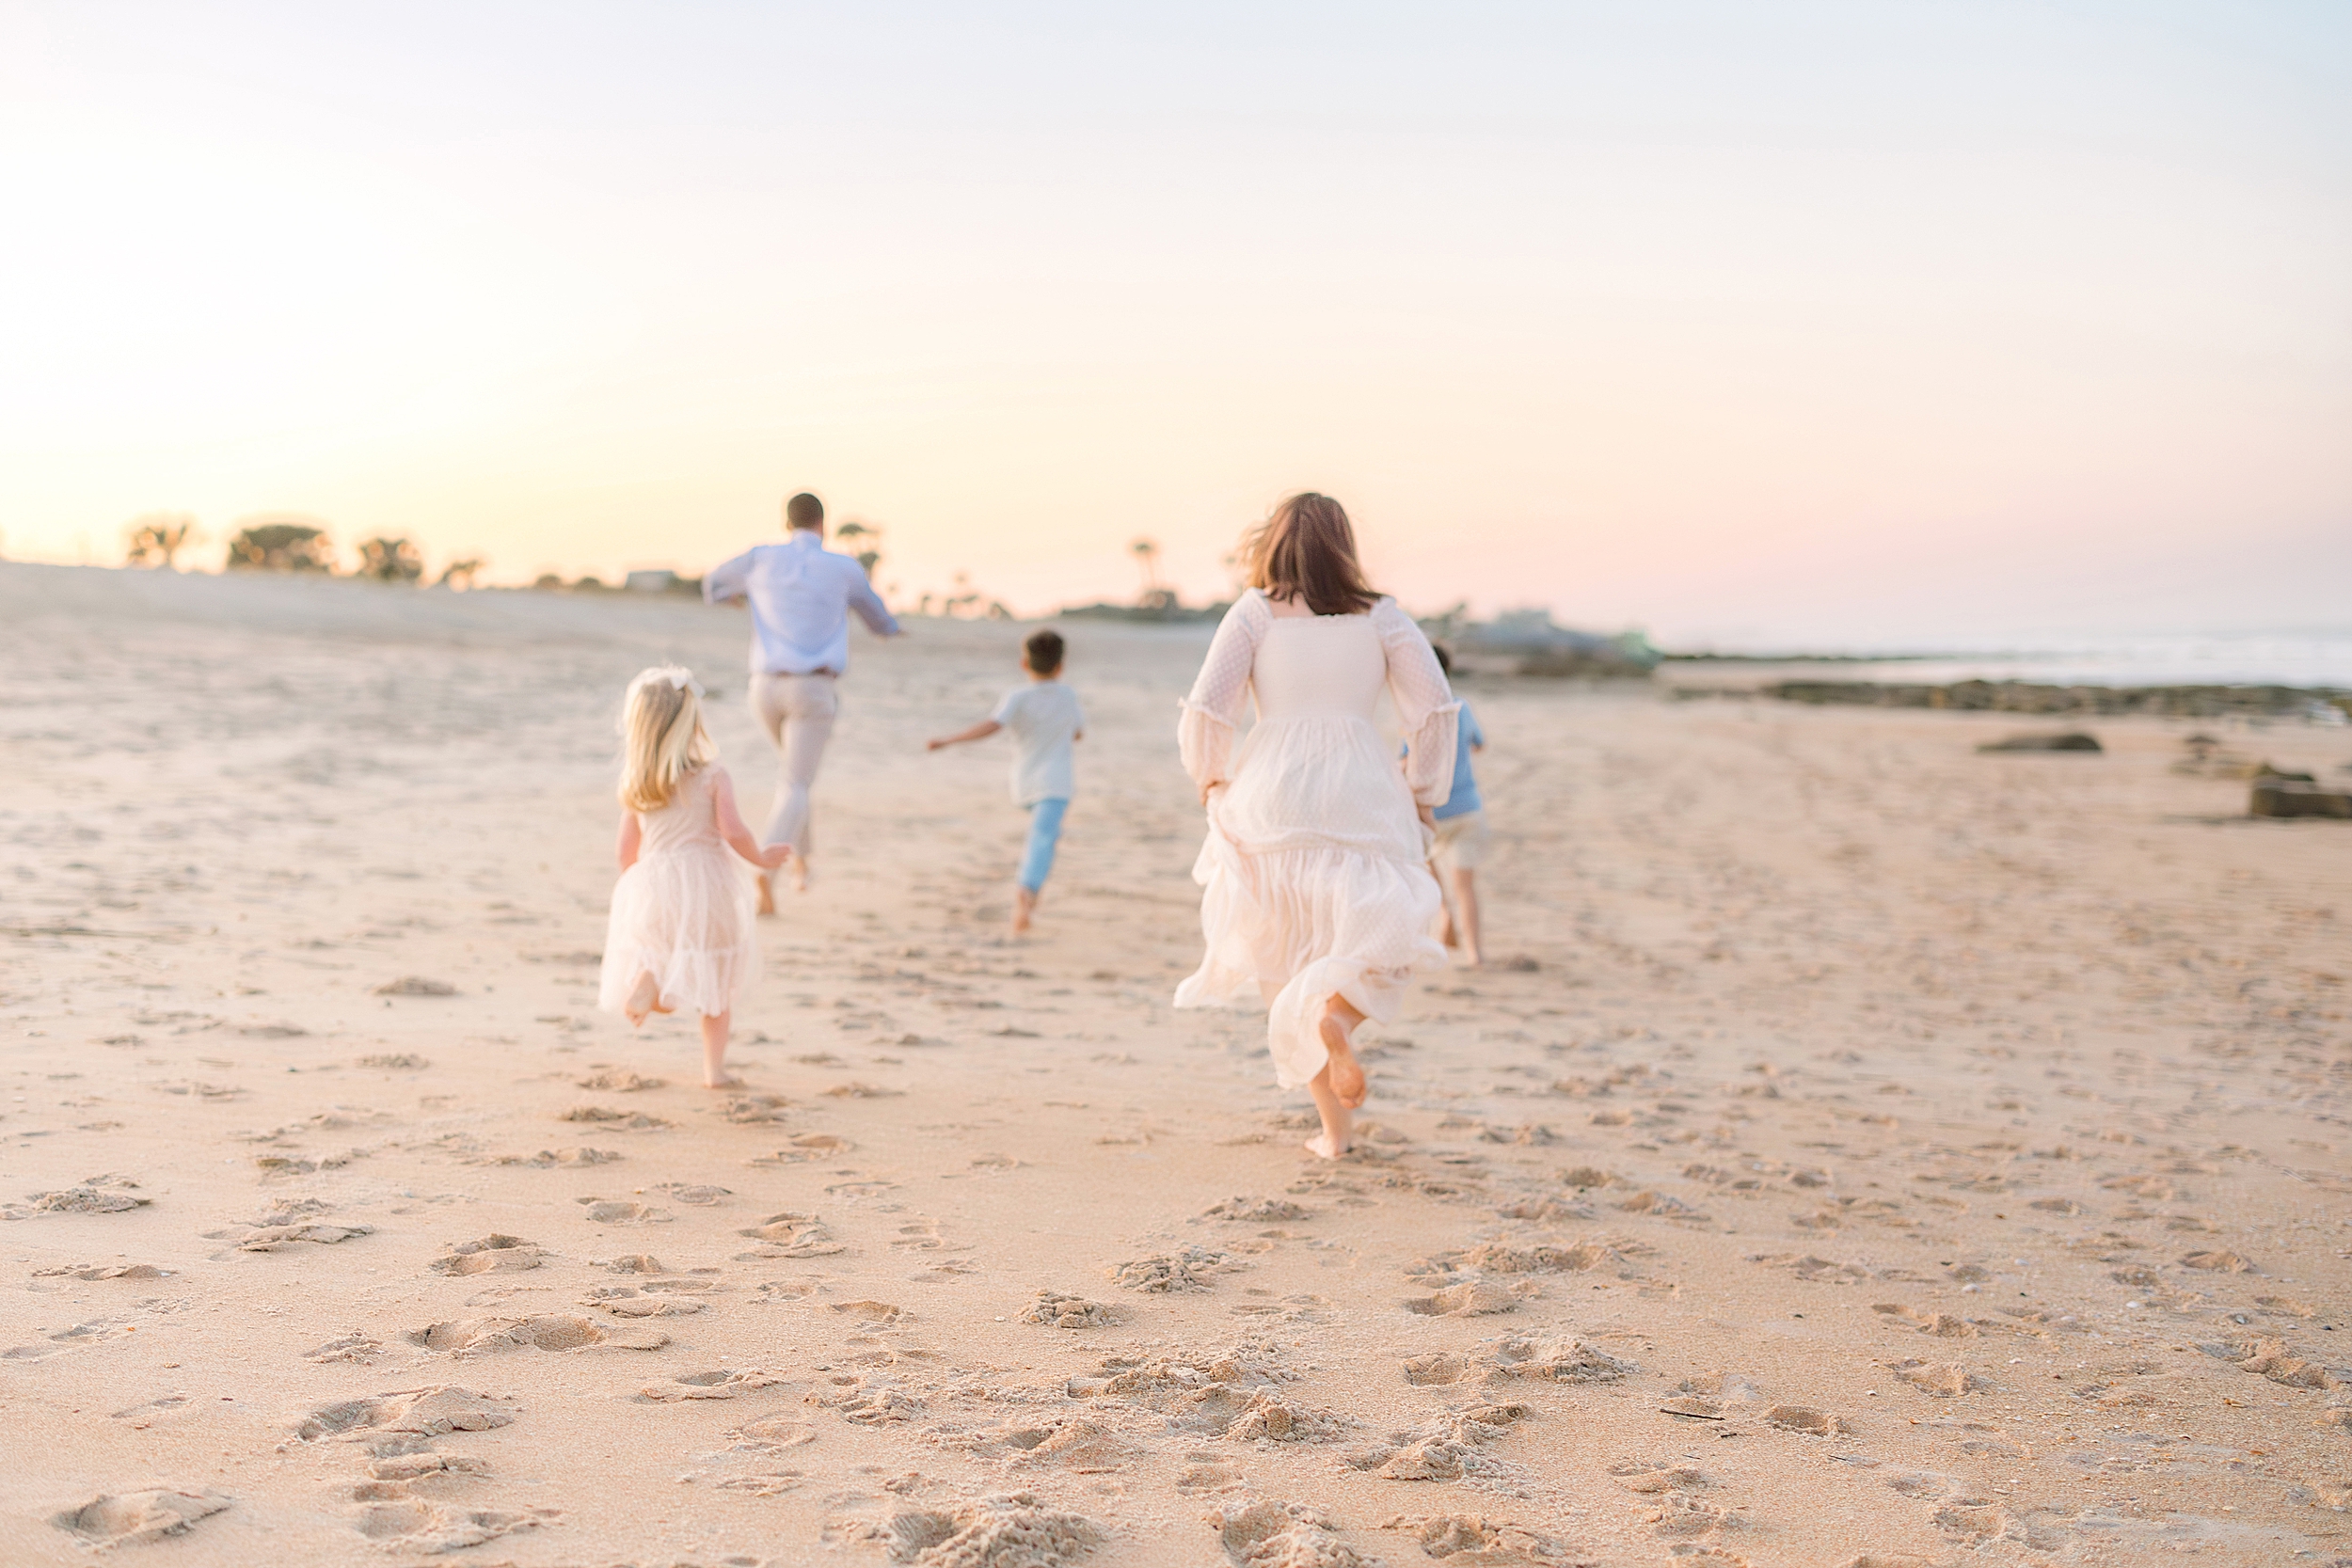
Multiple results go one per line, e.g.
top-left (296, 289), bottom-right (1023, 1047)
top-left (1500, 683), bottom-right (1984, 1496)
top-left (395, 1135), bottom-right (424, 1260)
top-left (1241, 492), bottom-right (1378, 616)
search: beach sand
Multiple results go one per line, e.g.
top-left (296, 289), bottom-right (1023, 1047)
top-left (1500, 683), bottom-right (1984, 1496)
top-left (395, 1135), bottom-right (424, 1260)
top-left (3, 561), bottom-right (2347, 1566)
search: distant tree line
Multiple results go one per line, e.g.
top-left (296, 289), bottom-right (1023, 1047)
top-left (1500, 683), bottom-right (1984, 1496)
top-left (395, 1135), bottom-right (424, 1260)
top-left (119, 513), bottom-right (482, 588)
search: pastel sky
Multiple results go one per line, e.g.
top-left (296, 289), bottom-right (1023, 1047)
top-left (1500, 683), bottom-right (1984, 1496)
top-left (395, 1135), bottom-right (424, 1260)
top-left (2, 2), bottom-right (2345, 646)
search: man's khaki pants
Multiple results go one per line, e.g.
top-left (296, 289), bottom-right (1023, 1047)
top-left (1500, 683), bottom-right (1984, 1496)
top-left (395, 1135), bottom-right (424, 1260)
top-left (750, 673), bottom-right (838, 856)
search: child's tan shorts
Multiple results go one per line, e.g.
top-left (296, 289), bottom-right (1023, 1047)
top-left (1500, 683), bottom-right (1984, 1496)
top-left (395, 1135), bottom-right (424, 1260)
top-left (1430, 809), bottom-right (1489, 872)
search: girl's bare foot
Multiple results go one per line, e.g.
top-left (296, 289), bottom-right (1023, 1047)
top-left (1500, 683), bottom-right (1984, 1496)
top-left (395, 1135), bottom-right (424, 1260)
top-left (1011, 886), bottom-right (1037, 935)
top-left (624, 971), bottom-right (660, 1027)
top-left (1304, 1132), bottom-right (1350, 1159)
top-left (755, 873), bottom-right (776, 916)
top-left (1319, 998), bottom-right (1368, 1108)
top-left (705, 1069), bottom-right (744, 1089)
top-left (787, 851), bottom-right (810, 894)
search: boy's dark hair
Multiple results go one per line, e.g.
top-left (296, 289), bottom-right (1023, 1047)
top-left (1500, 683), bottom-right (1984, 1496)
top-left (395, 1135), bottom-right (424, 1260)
top-left (1024, 629), bottom-right (1066, 674)
top-left (1431, 641), bottom-right (1454, 674)
top-left (786, 492), bottom-right (824, 529)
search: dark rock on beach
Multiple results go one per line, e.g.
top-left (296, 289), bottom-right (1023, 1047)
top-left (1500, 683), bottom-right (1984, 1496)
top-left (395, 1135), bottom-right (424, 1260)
top-left (2252, 782), bottom-right (2352, 819)
top-left (1978, 732), bottom-right (2102, 753)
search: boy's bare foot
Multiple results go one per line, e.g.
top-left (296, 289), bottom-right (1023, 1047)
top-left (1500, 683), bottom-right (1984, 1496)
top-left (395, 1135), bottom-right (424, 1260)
top-left (1011, 886), bottom-right (1037, 935)
top-left (1320, 1000), bottom-right (1368, 1108)
top-left (623, 972), bottom-right (660, 1028)
top-left (1303, 1132), bottom-right (1349, 1160)
top-left (755, 873), bottom-right (775, 916)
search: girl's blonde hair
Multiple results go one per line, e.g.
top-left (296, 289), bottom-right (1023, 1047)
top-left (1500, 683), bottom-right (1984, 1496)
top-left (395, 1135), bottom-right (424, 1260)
top-left (618, 667), bottom-right (717, 812)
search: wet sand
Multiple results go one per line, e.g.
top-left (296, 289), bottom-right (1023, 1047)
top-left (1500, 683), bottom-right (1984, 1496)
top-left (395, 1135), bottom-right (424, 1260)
top-left (2, 562), bottom-right (2348, 1566)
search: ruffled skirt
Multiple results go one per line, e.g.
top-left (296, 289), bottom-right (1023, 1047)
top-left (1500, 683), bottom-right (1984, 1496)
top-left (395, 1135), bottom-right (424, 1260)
top-left (1174, 825), bottom-right (1446, 1088)
top-left (597, 846), bottom-right (758, 1018)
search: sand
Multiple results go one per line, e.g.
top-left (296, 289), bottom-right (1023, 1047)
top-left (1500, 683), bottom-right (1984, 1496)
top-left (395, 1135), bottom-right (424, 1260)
top-left (2, 560), bottom-right (2348, 1567)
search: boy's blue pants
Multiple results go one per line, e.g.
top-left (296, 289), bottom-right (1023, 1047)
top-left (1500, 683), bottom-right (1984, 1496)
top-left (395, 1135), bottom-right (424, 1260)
top-left (1019, 797), bottom-right (1069, 893)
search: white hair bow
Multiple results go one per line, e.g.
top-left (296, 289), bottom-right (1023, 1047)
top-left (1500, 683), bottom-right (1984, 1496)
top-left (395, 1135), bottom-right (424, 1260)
top-left (637, 665), bottom-right (704, 699)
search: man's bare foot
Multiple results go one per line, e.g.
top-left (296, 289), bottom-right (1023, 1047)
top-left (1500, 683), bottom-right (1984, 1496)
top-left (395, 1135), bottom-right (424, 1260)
top-left (1320, 1001), bottom-right (1368, 1108)
top-left (623, 972), bottom-right (660, 1027)
top-left (1303, 1132), bottom-right (1349, 1160)
top-left (786, 850), bottom-right (810, 894)
top-left (755, 873), bottom-right (775, 916)
top-left (705, 1070), bottom-right (744, 1089)
top-left (1011, 886), bottom-right (1037, 935)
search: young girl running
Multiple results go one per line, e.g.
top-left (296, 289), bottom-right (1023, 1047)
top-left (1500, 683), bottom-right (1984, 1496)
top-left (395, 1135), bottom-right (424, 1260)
top-left (597, 667), bottom-right (791, 1087)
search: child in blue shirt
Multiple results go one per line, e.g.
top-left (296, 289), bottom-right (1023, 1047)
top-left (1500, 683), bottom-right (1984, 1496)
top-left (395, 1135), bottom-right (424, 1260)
top-left (1427, 644), bottom-right (1488, 965)
top-left (928, 629), bottom-right (1085, 935)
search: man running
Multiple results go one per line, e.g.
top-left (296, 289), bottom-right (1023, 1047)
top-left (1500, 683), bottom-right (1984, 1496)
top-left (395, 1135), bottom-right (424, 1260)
top-left (704, 492), bottom-right (902, 910)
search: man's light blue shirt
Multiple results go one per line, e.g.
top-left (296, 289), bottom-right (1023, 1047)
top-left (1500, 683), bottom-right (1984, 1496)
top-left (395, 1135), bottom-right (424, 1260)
top-left (704, 530), bottom-right (901, 674)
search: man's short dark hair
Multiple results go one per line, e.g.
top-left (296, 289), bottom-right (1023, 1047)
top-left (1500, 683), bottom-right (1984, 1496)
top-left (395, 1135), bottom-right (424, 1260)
top-left (1431, 641), bottom-right (1454, 674)
top-left (1024, 629), bottom-right (1065, 674)
top-left (786, 493), bottom-right (824, 530)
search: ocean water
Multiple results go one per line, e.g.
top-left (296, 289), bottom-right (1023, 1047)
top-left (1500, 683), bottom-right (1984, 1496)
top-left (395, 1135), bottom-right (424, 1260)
top-left (1676, 631), bottom-right (2352, 691)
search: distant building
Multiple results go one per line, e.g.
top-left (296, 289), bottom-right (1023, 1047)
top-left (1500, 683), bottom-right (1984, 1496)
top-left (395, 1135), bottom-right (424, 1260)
top-left (625, 569), bottom-right (677, 594)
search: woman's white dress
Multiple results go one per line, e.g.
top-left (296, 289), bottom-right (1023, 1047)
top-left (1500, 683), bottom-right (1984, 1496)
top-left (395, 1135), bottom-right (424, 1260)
top-left (597, 765), bottom-right (758, 1017)
top-left (1174, 591), bottom-right (1460, 1086)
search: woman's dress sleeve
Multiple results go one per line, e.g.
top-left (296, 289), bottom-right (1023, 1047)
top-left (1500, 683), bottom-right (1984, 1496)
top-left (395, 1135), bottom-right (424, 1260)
top-left (1375, 598), bottom-right (1461, 808)
top-left (1179, 593), bottom-right (1266, 791)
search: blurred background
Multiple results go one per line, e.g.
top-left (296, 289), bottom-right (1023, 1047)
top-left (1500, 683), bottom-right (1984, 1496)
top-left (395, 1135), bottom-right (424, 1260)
top-left (0, 1), bottom-right (2344, 652)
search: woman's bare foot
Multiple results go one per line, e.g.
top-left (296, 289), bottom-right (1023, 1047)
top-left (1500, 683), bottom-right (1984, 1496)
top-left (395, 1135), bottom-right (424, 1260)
top-left (623, 971), bottom-right (660, 1027)
top-left (1011, 886), bottom-right (1038, 935)
top-left (755, 872), bottom-right (776, 916)
top-left (1319, 997), bottom-right (1368, 1108)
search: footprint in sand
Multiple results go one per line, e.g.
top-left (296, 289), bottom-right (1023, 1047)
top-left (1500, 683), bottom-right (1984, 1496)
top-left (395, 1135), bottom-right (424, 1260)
top-left (650, 1182), bottom-right (731, 1206)
top-left (636, 1368), bottom-right (788, 1402)
top-left (749, 1132), bottom-right (851, 1165)
top-left (584, 1288), bottom-right (707, 1319)
top-left (736, 1212), bottom-right (845, 1258)
top-left (1022, 1291), bottom-right (1117, 1328)
top-left (1387, 1514), bottom-right (1570, 1563)
top-left (353, 1501), bottom-right (554, 1554)
top-left (840, 1493), bottom-right (1103, 1566)
top-left (1612, 1460), bottom-right (1712, 1493)
top-left (51, 1488), bottom-right (231, 1547)
top-left (429, 1235), bottom-right (544, 1275)
top-left (307, 1332), bottom-right (384, 1364)
top-left (720, 1093), bottom-right (796, 1125)
top-left (574, 1069), bottom-right (664, 1091)
top-left (1108, 1248), bottom-right (1232, 1292)
top-left (1197, 1196), bottom-right (1314, 1223)
top-left (32, 1261), bottom-right (171, 1281)
top-left (1763, 1404), bottom-right (1851, 1435)
top-left (1347, 1402), bottom-right (1533, 1481)
top-left (17, 1181), bottom-right (151, 1215)
top-left (1215, 1500), bottom-right (1354, 1568)
top-left (827, 1298), bottom-right (911, 1330)
top-left (498, 1147), bottom-right (623, 1168)
top-left (1891, 1360), bottom-right (1990, 1398)
top-left (295, 1386), bottom-right (517, 1441)
top-left (406, 1314), bottom-right (669, 1354)
top-left (559, 1105), bottom-right (673, 1130)
top-left (577, 1198), bottom-right (671, 1225)
top-left (355, 1053), bottom-right (430, 1069)
top-left (1403, 1281), bottom-right (1528, 1317)
top-left (1871, 1303), bottom-right (1979, 1338)
top-left (236, 1220), bottom-right (375, 1252)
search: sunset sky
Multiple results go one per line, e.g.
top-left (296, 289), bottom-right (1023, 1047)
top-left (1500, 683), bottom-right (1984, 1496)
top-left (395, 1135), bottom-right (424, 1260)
top-left (1, 2), bottom-right (2345, 646)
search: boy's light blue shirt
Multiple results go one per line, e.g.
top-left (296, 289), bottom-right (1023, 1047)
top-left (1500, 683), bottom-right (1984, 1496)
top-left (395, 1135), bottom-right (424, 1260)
top-left (1434, 704), bottom-right (1485, 820)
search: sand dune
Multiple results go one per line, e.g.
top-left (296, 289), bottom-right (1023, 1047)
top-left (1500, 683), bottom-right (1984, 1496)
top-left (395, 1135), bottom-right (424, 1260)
top-left (2, 561), bottom-right (2347, 1565)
